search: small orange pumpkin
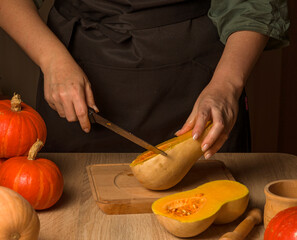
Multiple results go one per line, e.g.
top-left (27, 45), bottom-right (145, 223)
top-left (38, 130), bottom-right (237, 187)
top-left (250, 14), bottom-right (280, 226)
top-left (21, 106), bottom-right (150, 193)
top-left (0, 139), bottom-right (64, 210)
top-left (264, 206), bottom-right (297, 240)
top-left (0, 93), bottom-right (47, 158)
top-left (0, 158), bottom-right (5, 166)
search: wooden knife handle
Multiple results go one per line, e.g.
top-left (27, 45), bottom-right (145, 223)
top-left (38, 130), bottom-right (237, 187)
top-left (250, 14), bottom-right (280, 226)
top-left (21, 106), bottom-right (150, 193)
top-left (219, 208), bottom-right (262, 240)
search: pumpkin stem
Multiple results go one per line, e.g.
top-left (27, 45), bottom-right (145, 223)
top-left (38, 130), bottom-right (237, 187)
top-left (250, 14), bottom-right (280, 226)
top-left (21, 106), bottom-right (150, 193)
top-left (10, 93), bottom-right (22, 112)
top-left (9, 232), bottom-right (21, 240)
top-left (28, 139), bottom-right (44, 160)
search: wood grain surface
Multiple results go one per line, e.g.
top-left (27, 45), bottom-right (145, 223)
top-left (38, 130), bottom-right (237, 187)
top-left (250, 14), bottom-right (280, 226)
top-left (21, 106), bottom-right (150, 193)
top-left (35, 152), bottom-right (297, 240)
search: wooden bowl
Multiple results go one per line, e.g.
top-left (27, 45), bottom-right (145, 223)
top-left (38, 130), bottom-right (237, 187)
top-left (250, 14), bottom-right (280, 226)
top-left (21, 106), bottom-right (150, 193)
top-left (264, 179), bottom-right (297, 228)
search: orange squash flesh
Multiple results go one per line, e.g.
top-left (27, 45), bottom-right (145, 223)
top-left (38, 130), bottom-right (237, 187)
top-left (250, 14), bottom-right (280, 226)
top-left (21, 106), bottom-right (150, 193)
top-left (152, 180), bottom-right (249, 237)
top-left (130, 130), bottom-right (193, 167)
top-left (165, 193), bottom-right (206, 217)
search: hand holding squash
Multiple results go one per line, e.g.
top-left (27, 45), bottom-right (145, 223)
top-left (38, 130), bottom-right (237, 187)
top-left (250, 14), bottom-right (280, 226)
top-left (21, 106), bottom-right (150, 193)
top-left (176, 80), bottom-right (240, 159)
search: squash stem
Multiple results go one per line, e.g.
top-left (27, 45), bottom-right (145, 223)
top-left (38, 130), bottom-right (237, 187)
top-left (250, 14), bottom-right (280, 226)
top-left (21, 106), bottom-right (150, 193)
top-left (10, 93), bottom-right (22, 112)
top-left (28, 139), bottom-right (44, 160)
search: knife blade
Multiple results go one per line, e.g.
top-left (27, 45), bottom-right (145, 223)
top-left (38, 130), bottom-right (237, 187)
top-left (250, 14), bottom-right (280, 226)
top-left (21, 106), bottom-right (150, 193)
top-left (88, 108), bottom-right (167, 156)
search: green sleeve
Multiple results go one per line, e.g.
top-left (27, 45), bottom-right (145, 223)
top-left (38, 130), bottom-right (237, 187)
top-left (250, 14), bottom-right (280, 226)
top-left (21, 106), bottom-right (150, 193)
top-left (33, 0), bottom-right (44, 9)
top-left (208, 0), bottom-right (290, 49)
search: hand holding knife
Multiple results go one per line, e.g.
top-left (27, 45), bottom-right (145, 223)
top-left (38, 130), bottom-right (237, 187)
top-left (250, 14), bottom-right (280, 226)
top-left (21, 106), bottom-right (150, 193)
top-left (88, 108), bottom-right (167, 156)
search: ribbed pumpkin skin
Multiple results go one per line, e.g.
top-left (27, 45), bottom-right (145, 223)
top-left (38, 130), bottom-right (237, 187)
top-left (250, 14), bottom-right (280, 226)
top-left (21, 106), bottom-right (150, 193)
top-left (0, 100), bottom-right (47, 158)
top-left (0, 186), bottom-right (40, 240)
top-left (264, 206), bottom-right (297, 240)
top-left (0, 157), bottom-right (64, 210)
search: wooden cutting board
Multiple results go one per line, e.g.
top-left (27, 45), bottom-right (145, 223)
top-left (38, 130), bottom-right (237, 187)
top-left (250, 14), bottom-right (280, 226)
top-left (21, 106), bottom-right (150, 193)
top-left (87, 160), bottom-right (235, 215)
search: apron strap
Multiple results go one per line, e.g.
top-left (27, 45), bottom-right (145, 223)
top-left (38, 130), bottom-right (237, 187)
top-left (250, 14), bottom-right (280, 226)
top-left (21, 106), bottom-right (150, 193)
top-left (54, 0), bottom-right (210, 44)
top-left (100, 1), bottom-right (210, 30)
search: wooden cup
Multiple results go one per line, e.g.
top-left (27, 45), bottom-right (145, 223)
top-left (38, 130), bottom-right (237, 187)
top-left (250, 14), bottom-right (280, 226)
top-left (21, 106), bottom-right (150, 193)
top-left (264, 179), bottom-right (297, 228)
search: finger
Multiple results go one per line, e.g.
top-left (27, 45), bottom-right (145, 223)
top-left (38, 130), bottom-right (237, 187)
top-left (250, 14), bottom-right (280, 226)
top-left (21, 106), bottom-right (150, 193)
top-left (203, 133), bottom-right (229, 159)
top-left (175, 113), bottom-right (196, 136)
top-left (72, 87), bottom-right (91, 133)
top-left (84, 80), bottom-right (99, 112)
top-left (192, 107), bottom-right (211, 140)
top-left (200, 110), bottom-right (225, 152)
top-left (54, 102), bottom-right (66, 118)
top-left (60, 96), bottom-right (78, 122)
top-left (48, 102), bottom-right (57, 111)
top-left (50, 89), bottom-right (67, 118)
top-left (50, 94), bottom-right (66, 118)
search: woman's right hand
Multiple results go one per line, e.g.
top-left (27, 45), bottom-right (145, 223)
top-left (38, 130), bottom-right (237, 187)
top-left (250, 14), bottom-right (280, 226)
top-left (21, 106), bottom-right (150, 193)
top-left (0, 0), bottom-right (99, 133)
top-left (42, 55), bottom-right (99, 133)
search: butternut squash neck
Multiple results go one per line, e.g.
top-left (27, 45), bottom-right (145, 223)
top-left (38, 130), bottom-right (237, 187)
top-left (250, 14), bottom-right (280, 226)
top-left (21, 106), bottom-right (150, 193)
top-left (130, 122), bottom-right (212, 167)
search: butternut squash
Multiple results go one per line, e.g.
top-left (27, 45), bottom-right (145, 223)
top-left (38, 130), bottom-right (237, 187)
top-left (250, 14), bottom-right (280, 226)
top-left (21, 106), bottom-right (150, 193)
top-left (130, 122), bottom-right (212, 190)
top-left (152, 180), bottom-right (249, 237)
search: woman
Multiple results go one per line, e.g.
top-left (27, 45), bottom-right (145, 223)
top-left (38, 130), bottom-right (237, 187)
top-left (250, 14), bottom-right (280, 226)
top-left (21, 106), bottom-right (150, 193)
top-left (0, 0), bottom-right (289, 157)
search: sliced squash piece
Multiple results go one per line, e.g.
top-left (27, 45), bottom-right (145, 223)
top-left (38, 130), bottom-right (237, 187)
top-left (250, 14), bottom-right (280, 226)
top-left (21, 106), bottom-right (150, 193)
top-left (152, 180), bottom-right (249, 237)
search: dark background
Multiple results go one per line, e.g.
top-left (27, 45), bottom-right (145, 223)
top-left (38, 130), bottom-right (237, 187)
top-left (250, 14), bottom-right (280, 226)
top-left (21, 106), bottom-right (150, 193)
top-left (0, 0), bottom-right (296, 155)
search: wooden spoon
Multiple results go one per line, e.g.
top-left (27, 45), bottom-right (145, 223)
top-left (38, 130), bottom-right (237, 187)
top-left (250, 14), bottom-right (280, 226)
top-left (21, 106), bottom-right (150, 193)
top-left (219, 208), bottom-right (262, 240)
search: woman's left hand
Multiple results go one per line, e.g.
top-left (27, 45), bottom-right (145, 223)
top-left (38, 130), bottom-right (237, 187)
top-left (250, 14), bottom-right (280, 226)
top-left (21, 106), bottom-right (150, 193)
top-left (175, 79), bottom-right (240, 159)
top-left (176, 30), bottom-right (269, 159)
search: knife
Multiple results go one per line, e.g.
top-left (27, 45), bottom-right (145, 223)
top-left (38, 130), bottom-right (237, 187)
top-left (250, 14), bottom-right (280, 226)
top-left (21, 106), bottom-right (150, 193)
top-left (88, 108), bottom-right (167, 156)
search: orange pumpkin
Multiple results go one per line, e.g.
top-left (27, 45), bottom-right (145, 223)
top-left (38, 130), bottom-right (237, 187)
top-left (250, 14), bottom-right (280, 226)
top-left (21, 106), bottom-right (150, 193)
top-left (264, 206), bottom-right (297, 240)
top-left (0, 93), bottom-right (47, 158)
top-left (0, 140), bottom-right (64, 210)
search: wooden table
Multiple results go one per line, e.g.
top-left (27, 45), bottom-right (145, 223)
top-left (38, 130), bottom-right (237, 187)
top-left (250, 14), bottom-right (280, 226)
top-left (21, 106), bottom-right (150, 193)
top-left (37, 152), bottom-right (297, 240)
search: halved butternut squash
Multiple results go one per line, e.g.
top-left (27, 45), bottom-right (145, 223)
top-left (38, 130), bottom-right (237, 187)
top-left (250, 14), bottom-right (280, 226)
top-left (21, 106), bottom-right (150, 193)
top-left (152, 180), bottom-right (249, 237)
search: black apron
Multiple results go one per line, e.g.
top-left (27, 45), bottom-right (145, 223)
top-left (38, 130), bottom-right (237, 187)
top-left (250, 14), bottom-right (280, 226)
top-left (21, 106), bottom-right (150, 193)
top-left (36, 0), bottom-right (251, 153)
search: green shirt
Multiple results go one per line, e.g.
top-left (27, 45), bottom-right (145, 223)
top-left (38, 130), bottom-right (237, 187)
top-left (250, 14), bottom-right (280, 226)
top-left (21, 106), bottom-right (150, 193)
top-left (34, 0), bottom-right (290, 49)
top-left (208, 0), bottom-right (290, 49)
